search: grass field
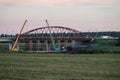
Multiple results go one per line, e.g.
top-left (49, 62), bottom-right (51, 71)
top-left (0, 53), bottom-right (120, 80)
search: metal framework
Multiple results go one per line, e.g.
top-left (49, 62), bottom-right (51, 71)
top-left (22, 26), bottom-right (82, 38)
top-left (18, 26), bottom-right (92, 52)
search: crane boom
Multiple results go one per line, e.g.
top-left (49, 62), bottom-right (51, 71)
top-left (45, 20), bottom-right (56, 49)
top-left (45, 20), bottom-right (60, 51)
top-left (11, 20), bottom-right (27, 51)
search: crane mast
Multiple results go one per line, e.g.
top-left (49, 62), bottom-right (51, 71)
top-left (45, 20), bottom-right (60, 51)
top-left (11, 20), bottom-right (27, 51)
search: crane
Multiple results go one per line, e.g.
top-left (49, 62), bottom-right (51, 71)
top-left (11, 20), bottom-right (27, 51)
top-left (45, 19), bottom-right (60, 51)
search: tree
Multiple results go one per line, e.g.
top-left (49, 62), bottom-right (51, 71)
top-left (117, 37), bottom-right (120, 46)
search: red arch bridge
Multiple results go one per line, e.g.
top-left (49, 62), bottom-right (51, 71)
top-left (17, 26), bottom-right (92, 52)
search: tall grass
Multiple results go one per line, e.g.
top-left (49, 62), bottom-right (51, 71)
top-left (0, 53), bottom-right (120, 80)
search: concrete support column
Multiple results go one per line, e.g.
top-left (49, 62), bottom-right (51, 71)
top-left (17, 43), bottom-right (19, 51)
top-left (45, 40), bottom-right (49, 51)
top-left (9, 43), bottom-right (12, 50)
top-left (29, 40), bottom-right (32, 51)
top-left (58, 40), bottom-right (61, 48)
top-left (65, 40), bottom-right (68, 47)
top-left (72, 40), bottom-right (75, 47)
top-left (37, 40), bottom-right (40, 51)
top-left (50, 42), bottom-right (53, 51)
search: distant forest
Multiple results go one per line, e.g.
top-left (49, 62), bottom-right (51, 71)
top-left (82, 31), bottom-right (120, 38)
top-left (0, 31), bottom-right (120, 38)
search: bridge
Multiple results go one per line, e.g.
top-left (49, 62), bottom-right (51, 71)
top-left (0, 26), bottom-right (92, 52)
top-left (18, 26), bottom-right (91, 52)
top-left (0, 37), bottom-right (13, 43)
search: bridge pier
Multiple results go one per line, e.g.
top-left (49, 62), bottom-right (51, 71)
top-left (9, 43), bottom-right (12, 50)
top-left (65, 40), bottom-right (68, 47)
top-left (58, 40), bottom-right (61, 49)
top-left (72, 40), bottom-right (75, 47)
top-left (37, 40), bottom-right (40, 51)
top-left (45, 40), bottom-right (49, 51)
top-left (29, 40), bottom-right (32, 51)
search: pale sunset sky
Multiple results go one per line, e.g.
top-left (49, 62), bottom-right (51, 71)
top-left (0, 0), bottom-right (120, 34)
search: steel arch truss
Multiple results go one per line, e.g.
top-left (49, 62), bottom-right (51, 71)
top-left (22, 26), bottom-right (82, 38)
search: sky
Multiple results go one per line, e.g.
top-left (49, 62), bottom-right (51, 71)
top-left (0, 0), bottom-right (120, 34)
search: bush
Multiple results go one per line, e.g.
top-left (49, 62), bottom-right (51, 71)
top-left (78, 39), bottom-right (120, 54)
top-left (117, 38), bottom-right (120, 46)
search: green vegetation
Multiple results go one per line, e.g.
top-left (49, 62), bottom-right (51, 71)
top-left (0, 53), bottom-right (120, 80)
top-left (0, 45), bottom-right (9, 52)
top-left (117, 38), bottom-right (120, 46)
top-left (80, 39), bottom-right (120, 54)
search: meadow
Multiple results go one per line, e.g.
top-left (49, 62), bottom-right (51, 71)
top-left (0, 53), bottom-right (120, 80)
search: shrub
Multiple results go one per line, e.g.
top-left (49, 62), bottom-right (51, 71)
top-left (117, 37), bottom-right (120, 46)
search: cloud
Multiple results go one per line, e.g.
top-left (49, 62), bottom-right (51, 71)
top-left (0, 0), bottom-right (120, 7)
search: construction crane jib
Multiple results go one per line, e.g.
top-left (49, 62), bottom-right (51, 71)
top-left (45, 19), bottom-right (60, 51)
top-left (11, 20), bottom-right (27, 51)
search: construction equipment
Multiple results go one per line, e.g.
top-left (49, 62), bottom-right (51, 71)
top-left (45, 19), bottom-right (60, 51)
top-left (11, 20), bottom-right (27, 51)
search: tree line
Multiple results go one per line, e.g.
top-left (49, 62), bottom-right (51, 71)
top-left (82, 31), bottom-right (120, 38)
top-left (0, 31), bottom-right (120, 38)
